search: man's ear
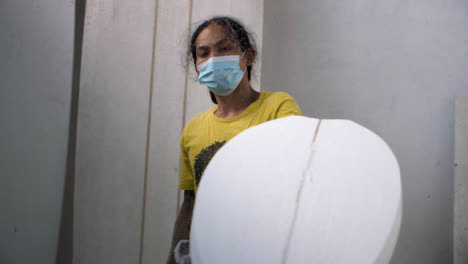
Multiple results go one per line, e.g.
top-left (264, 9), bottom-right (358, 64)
top-left (246, 48), bottom-right (256, 66)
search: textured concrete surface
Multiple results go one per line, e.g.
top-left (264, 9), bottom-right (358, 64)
top-left (455, 97), bottom-right (468, 264)
top-left (0, 1), bottom-right (74, 263)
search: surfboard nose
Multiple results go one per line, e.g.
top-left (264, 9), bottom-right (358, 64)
top-left (191, 116), bottom-right (402, 264)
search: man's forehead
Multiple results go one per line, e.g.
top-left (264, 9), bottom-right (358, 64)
top-left (196, 24), bottom-right (230, 40)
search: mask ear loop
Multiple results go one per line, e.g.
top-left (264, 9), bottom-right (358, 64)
top-left (239, 50), bottom-right (247, 73)
top-left (239, 50), bottom-right (247, 61)
top-left (240, 50), bottom-right (246, 58)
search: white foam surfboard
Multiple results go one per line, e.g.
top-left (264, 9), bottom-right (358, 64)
top-left (190, 116), bottom-right (401, 264)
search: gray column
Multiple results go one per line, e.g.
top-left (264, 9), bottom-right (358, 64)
top-left (0, 1), bottom-right (74, 264)
top-left (455, 97), bottom-right (468, 264)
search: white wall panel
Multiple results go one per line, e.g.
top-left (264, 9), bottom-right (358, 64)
top-left (74, 0), bottom-right (155, 263)
top-left (141, 0), bottom-right (190, 263)
top-left (455, 97), bottom-right (468, 264)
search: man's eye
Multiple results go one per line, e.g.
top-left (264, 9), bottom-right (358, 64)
top-left (222, 46), bottom-right (231, 51)
top-left (198, 52), bottom-right (208, 57)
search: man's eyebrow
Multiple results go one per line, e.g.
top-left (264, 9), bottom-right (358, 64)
top-left (196, 38), bottom-right (234, 50)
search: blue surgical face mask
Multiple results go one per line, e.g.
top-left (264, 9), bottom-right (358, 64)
top-left (197, 53), bottom-right (245, 96)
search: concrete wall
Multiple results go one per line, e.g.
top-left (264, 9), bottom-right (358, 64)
top-left (262, 0), bottom-right (468, 263)
top-left (0, 0), bottom-right (74, 263)
top-left (74, 0), bottom-right (263, 263)
top-left (455, 97), bottom-right (468, 264)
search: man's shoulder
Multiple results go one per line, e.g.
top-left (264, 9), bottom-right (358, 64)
top-left (262, 91), bottom-right (295, 104)
top-left (260, 90), bottom-right (301, 117)
top-left (182, 106), bottom-right (216, 134)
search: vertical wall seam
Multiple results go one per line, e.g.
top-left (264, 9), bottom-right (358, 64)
top-left (177, 0), bottom-right (194, 215)
top-left (56, 0), bottom-right (87, 263)
top-left (139, 0), bottom-right (159, 262)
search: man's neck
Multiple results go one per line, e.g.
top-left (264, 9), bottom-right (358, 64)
top-left (214, 83), bottom-right (260, 119)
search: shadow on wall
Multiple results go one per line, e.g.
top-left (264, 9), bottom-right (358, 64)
top-left (55, 0), bottom-right (86, 263)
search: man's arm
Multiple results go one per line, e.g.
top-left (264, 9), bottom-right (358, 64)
top-left (167, 190), bottom-right (195, 264)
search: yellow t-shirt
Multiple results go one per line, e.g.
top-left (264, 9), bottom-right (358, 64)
top-left (179, 91), bottom-right (302, 193)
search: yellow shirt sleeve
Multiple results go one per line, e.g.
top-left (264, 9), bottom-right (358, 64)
top-left (275, 95), bottom-right (302, 118)
top-left (178, 134), bottom-right (195, 190)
